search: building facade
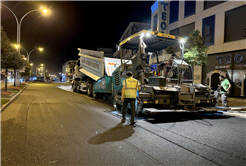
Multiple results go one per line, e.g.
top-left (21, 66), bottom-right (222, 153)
top-left (150, 0), bottom-right (246, 97)
top-left (62, 60), bottom-right (77, 82)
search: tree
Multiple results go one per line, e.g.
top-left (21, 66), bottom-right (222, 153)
top-left (164, 30), bottom-right (209, 67)
top-left (1, 26), bottom-right (23, 90)
top-left (20, 60), bottom-right (32, 78)
top-left (12, 54), bottom-right (26, 85)
top-left (165, 46), bottom-right (176, 54)
top-left (183, 30), bottom-right (209, 66)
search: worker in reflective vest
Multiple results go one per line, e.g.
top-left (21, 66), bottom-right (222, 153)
top-left (121, 71), bottom-right (141, 125)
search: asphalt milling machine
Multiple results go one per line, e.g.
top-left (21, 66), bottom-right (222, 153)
top-left (110, 30), bottom-right (230, 117)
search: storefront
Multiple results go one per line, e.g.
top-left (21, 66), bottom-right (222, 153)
top-left (202, 49), bottom-right (246, 97)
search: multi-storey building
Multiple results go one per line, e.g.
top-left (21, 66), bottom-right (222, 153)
top-left (150, 0), bottom-right (246, 97)
top-left (62, 60), bottom-right (77, 82)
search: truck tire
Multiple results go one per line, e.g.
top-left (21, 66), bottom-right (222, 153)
top-left (87, 84), bottom-right (93, 97)
top-left (77, 85), bottom-right (81, 93)
top-left (73, 81), bottom-right (77, 92)
top-left (93, 90), bottom-right (98, 98)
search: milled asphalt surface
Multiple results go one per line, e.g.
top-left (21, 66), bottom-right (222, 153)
top-left (1, 82), bottom-right (246, 166)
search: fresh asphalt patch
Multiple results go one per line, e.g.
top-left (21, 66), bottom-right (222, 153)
top-left (57, 85), bottom-right (246, 120)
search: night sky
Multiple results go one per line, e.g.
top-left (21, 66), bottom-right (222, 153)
top-left (1, 1), bottom-right (154, 75)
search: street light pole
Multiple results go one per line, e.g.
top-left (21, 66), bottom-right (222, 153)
top-left (28, 47), bottom-right (43, 62)
top-left (18, 10), bottom-right (39, 51)
top-left (14, 45), bottom-right (44, 63)
top-left (18, 47), bottom-right (43, 62)
top-left (1, 3), bottom-right (48, 85)
top-left (30, 59), bottom-right (40, 75)
top-left (1, 3), bottom-right (18, 46)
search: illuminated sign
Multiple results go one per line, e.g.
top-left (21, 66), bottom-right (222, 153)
top-left (151, 1), bottom-right (158, 14)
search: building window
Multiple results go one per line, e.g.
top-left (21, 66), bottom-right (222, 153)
top-left (153, 14), bottom-right (158, 31)
top-left (169, 1), bottom-right (179, 24)
top-left (224, 5), bottom-right (246, 43)
top-left (202, 15), bottom-right (215, 45)
top-left (170, 22), bottom-right (195, 38)
top-left (170, 28), bottom-right (179, 36)
top-left (204, 1), bottom-right (225, 10)
top-left (184, 1), bottom-right (196, 18)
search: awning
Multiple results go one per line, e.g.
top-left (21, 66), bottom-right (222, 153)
top-left (79, 69), bottom-right (100, 81)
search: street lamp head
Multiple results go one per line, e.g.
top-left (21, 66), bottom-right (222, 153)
top-left (38, 47), bottom-right (43, 52)
top-left (12, 44), bottom-right (20, 49)
top-left (40, 6), bottom-right (50, 15)
top-left (43, 9), bottom-right (48, 13)
top-left (179, 39), bottom-right (186, 44)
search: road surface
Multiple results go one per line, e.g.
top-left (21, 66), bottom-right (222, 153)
top-left (1, 82), bottom-right (246, 166)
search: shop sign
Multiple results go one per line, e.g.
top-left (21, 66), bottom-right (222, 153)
top-left (160, 2), bottom-right (168, 33)
top-left (215, 53), bottom-right (246, 69)
top-left (215, 53), bottom-right (246, 64)
top-left (151, 0), bottom-right (169, 33)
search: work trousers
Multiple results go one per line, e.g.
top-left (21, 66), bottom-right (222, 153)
top-left (221, 93), bottom-right (228, 107)
top-left (122, 98), bottom-right (136, 123)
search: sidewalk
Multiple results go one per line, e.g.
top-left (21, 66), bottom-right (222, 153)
top-left (219, 97), bottom-right (246, 110)
top-left (217, 97), bottom-right (246, 119)
top-left (1, 83), bottom-right (30, 112)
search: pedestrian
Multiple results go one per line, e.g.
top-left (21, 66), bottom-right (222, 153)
top-left (121, 71), bottom-right (141, 125)
top-left (219, 75), bottom-right (231, 107)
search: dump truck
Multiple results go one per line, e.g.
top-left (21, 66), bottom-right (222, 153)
top-left (72, 58), bottom-right (83, 91)
top-left (75, 48), bottom-right (131, 98)
top-left (109, 30), bottom-right (230, 116)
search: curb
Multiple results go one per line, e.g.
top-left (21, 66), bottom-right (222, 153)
top-left (230, 108), bottom-right (246, 112)
top-left (222, 112), bottom-right (246, 119)
top-left (1, 83), bottom-right (30, 112)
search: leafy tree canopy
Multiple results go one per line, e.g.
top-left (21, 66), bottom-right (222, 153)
top-left (164, 29), bottom-right (208, 66)
top-left (184, 30), bottom-right (208, 66)
top-left (165, 46), bottom-right (176, 54)
top-left (1, 26), bottom-right (24, 70)
top-left (20, 60), bottom-right (32, 77)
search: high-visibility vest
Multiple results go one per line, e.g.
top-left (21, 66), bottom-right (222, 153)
top-left (124, 78), bottom-right (139, 98)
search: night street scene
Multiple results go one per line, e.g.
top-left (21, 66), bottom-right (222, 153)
top-left (1, 1), bottom-right (246, 166)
